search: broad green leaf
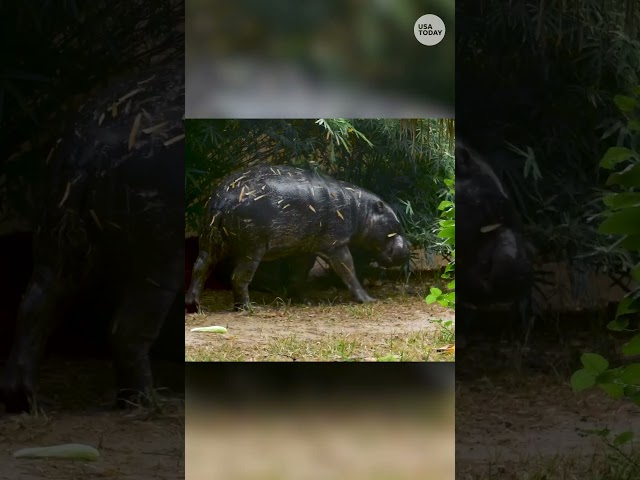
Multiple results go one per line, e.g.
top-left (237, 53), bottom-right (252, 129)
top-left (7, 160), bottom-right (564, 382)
top-left (629, 119), bottom-right (640, 132)
top-left (598, 207), bottom-right (640, 235)
top-left (623, 334), bottom-right (640, 356)
top-left (621, 364), bottom-right (640, 385)
top-left (597, 383), bottom-right (625, 399)
top-left (613, 95), bottom-right (638, 113)
top-left (607, 317), bottom-right (629, 331)
top-left (620, 234), bottom-right (640, 251)
top-left (600, 146), bottom-right (635, 169)
top-left (613, 431), bottom-right (634, 446)
top-left (581, 353), bottom-right (609, 373)
top-left (437, 226), bottom-right (455, 239)
top-left (606, 164), bottom-right (640, 187)
top-left (438, 200), bottom-right (453, 210)
top-left (616, 296), bottom-right (640, 317)
top-left (571, 369), bottom-right (596, 392)
top-left (602, 192), bottom-right (640, 209)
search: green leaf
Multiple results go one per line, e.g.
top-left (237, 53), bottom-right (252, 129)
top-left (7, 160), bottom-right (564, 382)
top-left (597, 382), bottom-right (625, 399)
top-left (620, 234), bottom-right (640, 251)
top-left (581, 353), bottom-right (609, 374)
top-left (607, 317), bottom-right (629, 331)
top-left (614, 95), bottom-right (638, 113)
top-left (437, 226), bottom-right (455, 240)
top-left (602, 192), bottom-right (640, 209)
top-left (623, 334), bottom-right (640, 356)
top-left (571, 369), bottom-right (597, 392)
top-left (598, 207), bottom-right (640, 235)
top-left (629, 119), bottom-right (640, 132)
top-left (606, 164), bottom-right (640, 187)
top-left (616, 296), bottom-right (640, 317)
top-left (620, 364), bottom-right (640, 385)
top-left (600, 147), bottom-right (635, 169)
top-left (613, 431), bottom-right (634, 446)
top-left (438, 200), bottom-right (453, 210)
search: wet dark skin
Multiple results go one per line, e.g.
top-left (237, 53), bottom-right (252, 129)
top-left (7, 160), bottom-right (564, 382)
top-left (185, 165), bottom-right (411, 312)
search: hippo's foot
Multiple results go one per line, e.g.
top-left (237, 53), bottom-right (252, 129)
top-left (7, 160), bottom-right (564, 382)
top-left (354, 293), bottom-right (376, 303)
top-left (0, 375), bottom-right (36, 414)
top-left (185, 302), bottom-right (200, 314)
top-left (233, 301), bottom-right (254, 312)
top-left (115, 388), bottom-right (156, 410)
top-left (184, 291), bottom-right (200, 313)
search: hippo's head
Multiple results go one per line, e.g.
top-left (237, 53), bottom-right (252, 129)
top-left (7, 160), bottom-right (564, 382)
top-left (360, 199), bottom-right (411, 267)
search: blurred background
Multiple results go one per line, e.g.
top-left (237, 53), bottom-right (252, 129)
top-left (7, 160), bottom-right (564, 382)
top-left (186, 363), bottom-right (454, 480)
top-left (185, 0), bottom-right (454, 118)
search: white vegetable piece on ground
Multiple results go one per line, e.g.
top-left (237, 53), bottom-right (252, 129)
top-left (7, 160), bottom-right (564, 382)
top-left (13, 443), bottom-right (100, 461)
top-left (190, 326), bottom-right (228, 333)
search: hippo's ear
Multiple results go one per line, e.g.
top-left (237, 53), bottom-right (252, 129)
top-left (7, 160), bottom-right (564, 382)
top-left (374, 200), bottom-right (385, 213)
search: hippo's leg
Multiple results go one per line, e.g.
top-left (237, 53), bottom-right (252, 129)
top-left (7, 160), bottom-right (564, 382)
top-left (0, 266), bottom-right (74, 413)
top-left (320, 245), bottom-right (375, 303)
top-left (110, 280), bottom-right (178, 409)
top-left (285, 255), bottom-right (316, 301)
top-left (231, 249), bottom-right (266, 310)
top-left (185, 250), bottom-right (214, 313)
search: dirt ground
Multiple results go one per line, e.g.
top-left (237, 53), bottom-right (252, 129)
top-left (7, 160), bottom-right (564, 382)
top-left (0, 358), bottom-right (184, 480)
top-left (185, 282), bottom-right (455, 361)
top-left (455, 326), bottom-right (640, 479)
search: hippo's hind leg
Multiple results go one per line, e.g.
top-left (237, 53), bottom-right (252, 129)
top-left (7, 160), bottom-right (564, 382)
top-left (110, 278), bottom-right (179, 409)
top-left (185, 250), bottom-right (213, 313)
top-left (285, 255), bottom-right (316, 302)
top-left (185, 223), bottom-right (225, 313)
top-left (320, 245), bottom-right (375, 303)
top-left (0, 265), bottom-right (75, 413)
top-left (231, 248), bottom-right (267, 310)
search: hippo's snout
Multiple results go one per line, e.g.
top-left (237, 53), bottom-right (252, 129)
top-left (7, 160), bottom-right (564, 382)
top-left (378, 235), bottom-right (411, 267)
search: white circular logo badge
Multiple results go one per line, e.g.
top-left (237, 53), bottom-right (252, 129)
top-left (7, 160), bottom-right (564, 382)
top-left (414, 14), bottom-right (446, 46)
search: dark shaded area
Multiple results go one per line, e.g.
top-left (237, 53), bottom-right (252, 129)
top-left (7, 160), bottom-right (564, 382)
top-left (455, 0), bottom-right (640, 475)
top-left (455, 0), bottom-right (639, 344)
top-left (0, 1), bottom-right (185, 413)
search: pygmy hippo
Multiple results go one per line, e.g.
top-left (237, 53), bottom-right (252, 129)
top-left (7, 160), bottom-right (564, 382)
top-left (455, 142), bottom-right (534, 335)
top-left (185, 164), bottom-right (410, 311)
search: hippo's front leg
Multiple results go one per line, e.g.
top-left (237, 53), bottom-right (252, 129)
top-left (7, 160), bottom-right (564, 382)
top-left (0, 266), bottom-right (72, 413)
top-left (321, 245), bottom-right (375, 303)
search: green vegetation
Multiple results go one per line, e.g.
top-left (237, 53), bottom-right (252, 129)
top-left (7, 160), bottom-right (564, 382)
top-left (570, 87), bottom-right (640, 462)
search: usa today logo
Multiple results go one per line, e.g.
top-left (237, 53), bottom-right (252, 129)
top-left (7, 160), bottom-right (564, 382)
top-left (414, 14), bottom-right (446, 46)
